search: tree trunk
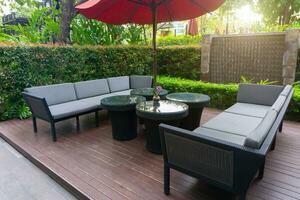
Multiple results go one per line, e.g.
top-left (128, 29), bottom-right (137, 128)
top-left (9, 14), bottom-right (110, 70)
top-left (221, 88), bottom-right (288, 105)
top-left (58, 0), bottom-right (76, 44)
top-left (282, 0), bottom-right (293, 25)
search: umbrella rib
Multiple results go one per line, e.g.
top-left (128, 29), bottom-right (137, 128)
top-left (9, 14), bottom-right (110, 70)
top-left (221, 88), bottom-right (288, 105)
top-left (189, 0), bottom-right (210, 13)
top-left (162, 0), bottom-right (173, 22)
top-left (127, 0), bottom-right (149, 6)
top-left (128, 1), bottom-right (140, 23)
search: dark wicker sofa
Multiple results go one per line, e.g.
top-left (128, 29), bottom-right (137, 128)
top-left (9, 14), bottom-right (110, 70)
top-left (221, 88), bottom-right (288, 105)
top-left (159, 83), bottom-right (293, 200)
top-left (23, 75), bottom-right (152, 142)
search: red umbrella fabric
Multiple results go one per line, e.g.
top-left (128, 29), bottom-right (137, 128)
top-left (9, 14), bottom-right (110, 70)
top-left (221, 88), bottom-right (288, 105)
top-left (76, 0), bottom-right (224, 84)
top-left (76, 0), bottom-right (224, 25)
top-left (188, 18), bottom-right (199, 36)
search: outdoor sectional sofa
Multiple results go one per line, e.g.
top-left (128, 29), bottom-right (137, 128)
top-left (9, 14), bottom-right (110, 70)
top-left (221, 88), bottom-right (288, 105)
top-left (159, 83), bottom-right (293, 200)
top-left (22, 75), bottom-right (152, 142)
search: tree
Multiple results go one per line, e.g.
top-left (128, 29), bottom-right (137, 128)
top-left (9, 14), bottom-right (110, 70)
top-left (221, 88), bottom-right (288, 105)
top-left (58, 0), bottom-right (77, 43)
top-left (256, 0), bottom-right (300, 25)
top-left (1, 6), bottom-right (60, 43)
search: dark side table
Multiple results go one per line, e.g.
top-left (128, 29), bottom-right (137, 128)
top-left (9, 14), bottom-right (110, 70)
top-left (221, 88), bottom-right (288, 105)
top-left (136, 100), bottom-right (188, 154)
top-left (101, 95), bottom-right (146, 140)
top-left (130, 88), bottom-right (168, 100)
top-left (166, 93), bottom-right (210, 130)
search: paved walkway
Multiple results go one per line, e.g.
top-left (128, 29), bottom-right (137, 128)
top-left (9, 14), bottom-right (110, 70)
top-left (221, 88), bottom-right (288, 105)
top-left (0, 138), bottom-right (77, 200)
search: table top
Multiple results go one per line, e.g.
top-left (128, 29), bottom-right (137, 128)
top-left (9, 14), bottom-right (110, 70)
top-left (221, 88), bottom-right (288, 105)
top-left (166, 93), bottom-right (210, 107)
top-left (130, 88), bottom-right (168, 97)
top-left (136, 100), bottom-right (188, 121)
top-left (101, 95), bottom-right (146, 111)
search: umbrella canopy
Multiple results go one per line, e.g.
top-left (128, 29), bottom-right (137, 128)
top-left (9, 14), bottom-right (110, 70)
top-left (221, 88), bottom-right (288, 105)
top-left (188, 18), bottom-right (199, 36)
top-left (76, 0), bottom-right (224, 84)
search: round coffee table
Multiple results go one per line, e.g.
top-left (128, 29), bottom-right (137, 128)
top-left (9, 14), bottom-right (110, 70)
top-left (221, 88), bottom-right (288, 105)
top-left (101, 95), bottom-right (146, 140)
top-left (136, 100), bottom-right (188, 154)
top-left (130, 88), bottom-right (168, 100)
top-left (166, 93), bottom-right (210, 130)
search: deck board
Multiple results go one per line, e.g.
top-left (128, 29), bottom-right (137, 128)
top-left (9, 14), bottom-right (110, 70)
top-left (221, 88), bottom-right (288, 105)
top-left (0, 108), bottom-right (299, 200)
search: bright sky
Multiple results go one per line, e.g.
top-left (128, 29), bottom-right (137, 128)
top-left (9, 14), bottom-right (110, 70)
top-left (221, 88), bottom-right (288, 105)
top-left (234, 5), bottom-right (262, 24)
top-left (1, 0), bottom-right (13, 15)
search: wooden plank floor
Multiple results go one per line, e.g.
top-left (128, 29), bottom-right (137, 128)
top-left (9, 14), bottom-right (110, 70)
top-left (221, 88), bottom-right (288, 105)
top-left (0, 108), bottom-right (300, 200)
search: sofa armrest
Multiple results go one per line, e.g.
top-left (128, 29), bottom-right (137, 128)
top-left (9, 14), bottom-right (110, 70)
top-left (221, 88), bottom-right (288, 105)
top-left (22, 92), bottom-right (53, 122)
top-left (237, 83), bottom-right (284, 106)
top-left (159, 124), bottom-right (265, 190)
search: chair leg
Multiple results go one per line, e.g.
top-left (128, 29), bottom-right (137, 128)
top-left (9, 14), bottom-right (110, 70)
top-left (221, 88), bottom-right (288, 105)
top-left (164, 164), bottom-right (170, 195)
top-left (258, 160), bottom-right (265, 179)
top-left (32, 116), bottom-right (37, 133)
top-left (95, 111), bottom-right (99, 127)
top-left (279, 120), bottom-right (283, 132)
top-left (50, 121), bottom-right (57, 142)
top-left (271, 135), bottom-right (276, 151)
top-left (76, 116), bottom-right (80, 132)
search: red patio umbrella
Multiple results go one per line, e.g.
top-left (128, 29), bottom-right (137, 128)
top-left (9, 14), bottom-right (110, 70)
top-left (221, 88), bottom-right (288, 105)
top-left (188, 18), bottom-right (199, 36)
top-left (76, 0), bottom-right (224, 84)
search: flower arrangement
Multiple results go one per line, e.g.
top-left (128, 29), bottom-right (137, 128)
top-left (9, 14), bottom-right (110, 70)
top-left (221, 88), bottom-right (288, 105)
top-left (153, 85), bottom-right (163, 102)
top-left (154, 85), bottom-right (163, 96)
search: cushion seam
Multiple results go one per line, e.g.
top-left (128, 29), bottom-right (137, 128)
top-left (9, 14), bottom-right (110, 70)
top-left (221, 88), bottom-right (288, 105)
top-left (199, 126), bottom-right (248, 138)
top-left (224, 110), bottom-right (264, 118)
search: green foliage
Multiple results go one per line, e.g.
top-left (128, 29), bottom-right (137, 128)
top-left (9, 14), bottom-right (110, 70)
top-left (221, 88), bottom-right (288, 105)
top-left (157, 76), bottom-right (238, 109)
top-left (255, 0), bottom-right (300, 25)
top-left (71, 16), bottom-right (144, 45)
top-left (157, 45), bottom-right (201, 80)
top-left (157, 35), bottom-right (202, 46)
top-left (1, 7), bottom-right (60, 43)
top-left (158, 76), bottom-right (300, 121)
top-left (0, 44), bottom-right (200, 120)
top-left (240, 76), bottom-right (278, 85)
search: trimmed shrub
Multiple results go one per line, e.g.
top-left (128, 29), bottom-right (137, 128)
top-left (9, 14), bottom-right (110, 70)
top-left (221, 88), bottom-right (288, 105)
top-left (0, 44), bottom-right (201, 120)
top-left (157, 76), bottom-right (300, 121)
top-left (157, 35), bottom-right (202, 46)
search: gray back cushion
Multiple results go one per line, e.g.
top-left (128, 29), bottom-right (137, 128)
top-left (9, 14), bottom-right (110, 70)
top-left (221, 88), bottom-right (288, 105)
top-left (107, 76), bottom-right (130, 92)
top-left (74, 79), bottom-right (110, 99)
top-left (271, 95), bottom-right (286, 113)
top-left (280, 85), bottom-right (292, 96)
top-left (237, 84), bottom-right (284, 106)
top-left (130, 75), bottom-right (153, 89)
top-left (25, 83), bottom-right (77, 105)
top-left (244, 109), bottom-right (277, 149)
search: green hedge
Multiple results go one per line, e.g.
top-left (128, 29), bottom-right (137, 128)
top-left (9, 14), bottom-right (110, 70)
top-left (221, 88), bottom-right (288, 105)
top-left (0, 44), bottom-right (299, 121)
top-left (157, 76), bottom-right (300, 121)
top-left (0, 44), bottom-right (201, 120)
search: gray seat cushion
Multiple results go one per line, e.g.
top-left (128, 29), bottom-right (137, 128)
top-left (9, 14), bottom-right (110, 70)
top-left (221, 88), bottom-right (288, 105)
top-left (237, 84), bottom-right (284, 106)
top-left (225, 103), bottom-right (270, 118)
top-left (130, 75), bottom-right (153, 89)
top-left (271, 95), bottom-right (286, 113)
top-left (25, 83), bottom-right (77, 106)
top-left (280, 85), bottom-right (292, 96)
top-left (244, 110), bottom-right (278, 149)
top-left (49, 101), bottom-right (96, 119)
top-left (193, 127), bottom-right (246, 146)
top-left (107, 76), bottom-right (130, 92)
top-left (202, 112), bottom-right (262, 137)
top-left (79, 90), bottom-right (132, 108)
top-left (74, 79), bottom-right (110, 99)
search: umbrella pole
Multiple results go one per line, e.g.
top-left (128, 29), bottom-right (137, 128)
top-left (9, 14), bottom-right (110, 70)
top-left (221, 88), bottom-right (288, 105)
top-left (152, 5), bottom-right (157, 86)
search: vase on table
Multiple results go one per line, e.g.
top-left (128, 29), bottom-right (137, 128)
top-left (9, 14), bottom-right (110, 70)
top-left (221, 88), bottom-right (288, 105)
top-left (153, 95), bottom-right (160, 107)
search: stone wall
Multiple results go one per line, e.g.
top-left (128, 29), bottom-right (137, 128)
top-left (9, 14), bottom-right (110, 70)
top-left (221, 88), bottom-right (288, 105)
top-left (201, 29), bottom-right (300, 84)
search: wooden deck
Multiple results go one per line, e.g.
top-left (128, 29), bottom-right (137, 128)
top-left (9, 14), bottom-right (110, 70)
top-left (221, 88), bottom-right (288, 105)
top-left (0, 108), bottom-right (300, 200)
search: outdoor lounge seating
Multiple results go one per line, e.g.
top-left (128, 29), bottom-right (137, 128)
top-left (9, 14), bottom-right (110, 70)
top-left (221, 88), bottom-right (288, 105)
top-left (159, 83), bottom-right (293, 200)
top-left (22, 75), bottom-right (152, 142)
